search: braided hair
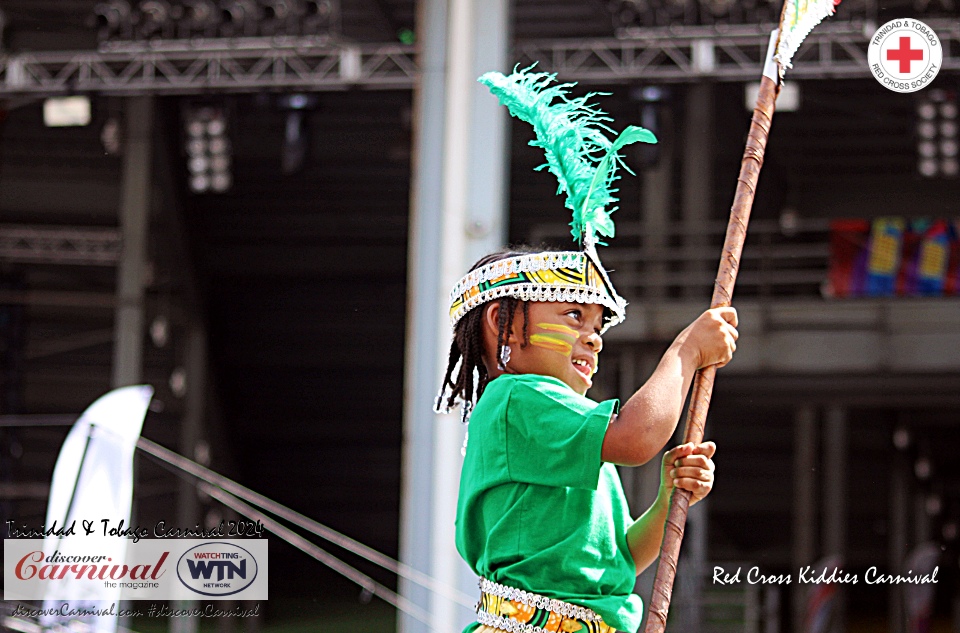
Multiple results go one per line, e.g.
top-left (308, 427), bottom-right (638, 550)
top-left (435, 248), bottom-right (536, 418)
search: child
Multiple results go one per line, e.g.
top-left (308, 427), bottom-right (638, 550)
top-left (434, 68), bottom-right (739, 633)
top-left (437, 249), bottom-right (737, 633)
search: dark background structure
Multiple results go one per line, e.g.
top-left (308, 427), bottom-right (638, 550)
top-left (1, 0), bottom-right (959, 631)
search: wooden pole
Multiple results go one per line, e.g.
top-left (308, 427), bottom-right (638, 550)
top-left (643, 72), bottom-right (780, 633)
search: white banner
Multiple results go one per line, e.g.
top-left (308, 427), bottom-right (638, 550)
top-left (40, 385), bottom-right (151, 633)
top-left (5, 538), bottom-right (268, 601)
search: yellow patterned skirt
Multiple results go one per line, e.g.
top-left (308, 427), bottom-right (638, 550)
top-left (475, 577), bottom-right (620, 633)
top-left (477, 625), bottom-right (618, 633)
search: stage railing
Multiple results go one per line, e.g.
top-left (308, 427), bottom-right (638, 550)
top-left (530, 218), bottom-right (832, 301)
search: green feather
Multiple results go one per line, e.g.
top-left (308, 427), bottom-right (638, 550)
top-left (479, 67), bottom-right (657, 246)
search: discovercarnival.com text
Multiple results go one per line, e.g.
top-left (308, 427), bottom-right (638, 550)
top-left (12, 603), bottom-right (261, 618)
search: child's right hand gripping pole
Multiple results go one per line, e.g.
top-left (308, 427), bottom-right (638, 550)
top-left (642, 71), bottom-right (779, 633)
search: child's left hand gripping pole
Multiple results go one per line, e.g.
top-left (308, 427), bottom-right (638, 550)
top-left (641, 31), bottom-right (782, 633)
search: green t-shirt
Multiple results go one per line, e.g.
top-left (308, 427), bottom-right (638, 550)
top-left (455, 373), bottom-right (644, 633)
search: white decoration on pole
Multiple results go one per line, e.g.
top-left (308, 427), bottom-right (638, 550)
top-left (774, 0), bottom-right (840, 73)
top-left (762, 29), bottom-right (781, 82)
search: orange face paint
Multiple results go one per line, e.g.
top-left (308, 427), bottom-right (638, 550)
top-left (530, 323), bottom-right (579, 356)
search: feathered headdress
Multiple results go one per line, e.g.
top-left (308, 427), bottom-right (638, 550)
top-left (447, 66), bottom-right (657, 331)
top-left (479, 68), bottom-right (657, 248)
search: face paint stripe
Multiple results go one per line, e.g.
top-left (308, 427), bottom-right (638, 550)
top-left (529, 334), bottom-right (574, 355)
top-left (534, 322), bottom-right (580, 337)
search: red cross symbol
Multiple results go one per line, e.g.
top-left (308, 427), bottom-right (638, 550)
top-left (887, 36), bottom-right (924, 73)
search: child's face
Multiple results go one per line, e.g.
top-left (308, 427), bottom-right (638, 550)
top-left (498, 301), bottom-right (605, 396)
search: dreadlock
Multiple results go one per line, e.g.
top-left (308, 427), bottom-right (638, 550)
top-left (435, 249), bottom-right (535, 416)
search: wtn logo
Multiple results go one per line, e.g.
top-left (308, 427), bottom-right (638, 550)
top-left (176, 542), bottom-right (260, 597)
top-left (185, 558), bottom-right (247, 581)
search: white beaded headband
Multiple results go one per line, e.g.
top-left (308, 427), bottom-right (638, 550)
top-left (448, 249), bottom-right (626, 332)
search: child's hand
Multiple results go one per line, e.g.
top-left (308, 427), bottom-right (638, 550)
top-left (677, 308), bottom-right (738, 369)
top-left (659, 442), bottom-right (716, 508)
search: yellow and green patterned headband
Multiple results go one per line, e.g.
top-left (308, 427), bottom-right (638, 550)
top-left (448, 249), bottom-right (627, 332)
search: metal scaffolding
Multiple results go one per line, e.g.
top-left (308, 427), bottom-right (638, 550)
top-left (0, 225), bottom-right (122, 266)
top-left (1, 19), bottom-right (957, 96)
top-left (0, 37), bottom-right (417, 96)
top-left (519, 20), bottom-right (960, 83)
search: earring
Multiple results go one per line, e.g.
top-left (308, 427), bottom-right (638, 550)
top-left (460, 401), bottom-right (473, 456)
top-left (433, 389), bottom-right (450, 414)
top-left (498, 344), bottom-right (512, 370)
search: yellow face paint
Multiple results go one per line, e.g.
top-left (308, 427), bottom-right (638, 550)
top-left (530, 322), bottom-right (578, 356)
top-left (529, 334), bottom-right (573, 354)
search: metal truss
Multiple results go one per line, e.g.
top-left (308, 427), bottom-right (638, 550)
top-left (0, 20), bottom-right (957, 96)
top-left (0, 226), bottom-right (122, 266)
top-left (518, 19), bottom-right (960, 83)
top-left (0, 37), bottom-right (417, 97)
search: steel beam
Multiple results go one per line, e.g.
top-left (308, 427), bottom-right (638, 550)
top-left (889, 436), bottom-right (908, 633)
top-left (0, 225), bottom-right (121, 266)
top-left (0, 40), bottom-right (417, 96)
top-left (517, 20), bottom-right (960, 83)
top-left (111, 96), bottom-right (153, 389)
top-left (1, 19), bottom-right (957, 97)
top-left (681, 83), bottom-right (712, 299)
top-left (0, 289), bottom-right (116, 308)
top-left (823, 405), bottom-right (848, 633)
top-left (792, 405), bottom-right (818, 633)
top-left (399, 0), bottom-right (510, 630)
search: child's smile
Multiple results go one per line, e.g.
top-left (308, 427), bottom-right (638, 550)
top-left (498, 301), bottom-right (604, 395)
top-left (571, 356), bottom-right (596, 382)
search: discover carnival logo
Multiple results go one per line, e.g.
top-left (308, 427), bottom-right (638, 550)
top-left (177, 542), bottom-right (259, 597)
top-left (868, 18), bottom-right (942, 93)
top-left (13, 549), bottom-right (168, 583)
top-left (4, 538), bottom-right (267, 601)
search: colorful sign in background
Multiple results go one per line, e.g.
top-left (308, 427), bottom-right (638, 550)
top-left (828, 218), bottom-right (960, 297)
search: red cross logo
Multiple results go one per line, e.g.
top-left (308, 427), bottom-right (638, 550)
top-left (887, 36), bottom-right (924, 74)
